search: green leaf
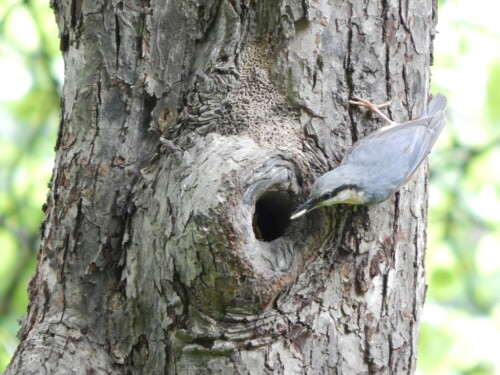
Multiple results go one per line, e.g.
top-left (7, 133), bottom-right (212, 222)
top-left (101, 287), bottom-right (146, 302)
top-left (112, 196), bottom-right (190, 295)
top-left (485, 63), bottom-right (500, 122)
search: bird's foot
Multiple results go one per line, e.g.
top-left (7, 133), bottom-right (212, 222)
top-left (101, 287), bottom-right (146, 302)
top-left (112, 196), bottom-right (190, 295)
top-left (349, 98), bottom-right (396, 126)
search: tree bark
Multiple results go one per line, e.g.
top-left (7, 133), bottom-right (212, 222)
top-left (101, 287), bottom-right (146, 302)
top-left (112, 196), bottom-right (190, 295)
top-left (7, 0), bottom-right (438, 374)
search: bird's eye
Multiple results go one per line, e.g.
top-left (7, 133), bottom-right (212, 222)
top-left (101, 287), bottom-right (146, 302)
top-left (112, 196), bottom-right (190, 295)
top-left (321, 193), bottom-right (331, 201)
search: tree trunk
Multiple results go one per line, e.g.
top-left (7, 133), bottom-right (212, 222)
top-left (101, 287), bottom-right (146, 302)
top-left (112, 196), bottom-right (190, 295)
top-left (7, 0), bottom-right (438, 374)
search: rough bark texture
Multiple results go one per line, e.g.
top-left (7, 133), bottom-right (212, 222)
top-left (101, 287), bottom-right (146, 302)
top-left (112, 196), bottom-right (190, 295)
top-left (7, 0), bottom-right (438, 374)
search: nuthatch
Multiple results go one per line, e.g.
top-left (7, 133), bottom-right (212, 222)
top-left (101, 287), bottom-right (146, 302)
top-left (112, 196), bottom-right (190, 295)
top-left (290, 94), bottom-right (447, 219)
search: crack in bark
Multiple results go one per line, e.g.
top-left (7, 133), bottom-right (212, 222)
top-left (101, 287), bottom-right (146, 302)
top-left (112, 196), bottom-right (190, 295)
top-left (59, 232), bottom-right (70, 323)
top-left (381, 0), bottom-right (393, 119)
top-left (70, 0), bottom-right (82, 28)
top-left (398, 1), bottom-right (412, 35)
top-left (344, 19), bottom-right (358, 144)
top-left (55, 98), bottom-right (65, 151)
top-left (402, 64), bottom-right (413, 119)
top-left (115, 13), bottom-right (121, 72)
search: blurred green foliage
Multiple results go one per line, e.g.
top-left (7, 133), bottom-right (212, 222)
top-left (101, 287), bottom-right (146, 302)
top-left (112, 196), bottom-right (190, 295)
top-left (0, 0), bottom-right (60, 369)
top-left (1, 0), bottom-right (500, 373)
top-left (419, 0), bottom-right (500, 373)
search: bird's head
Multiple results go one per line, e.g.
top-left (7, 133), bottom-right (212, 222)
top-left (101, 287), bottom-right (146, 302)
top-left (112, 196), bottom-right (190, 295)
top-left (290, 168), bottom-right (365, 219)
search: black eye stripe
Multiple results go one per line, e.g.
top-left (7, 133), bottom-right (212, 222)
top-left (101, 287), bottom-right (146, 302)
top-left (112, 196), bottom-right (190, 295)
top-left (325, 184), bottom-right (359, 199)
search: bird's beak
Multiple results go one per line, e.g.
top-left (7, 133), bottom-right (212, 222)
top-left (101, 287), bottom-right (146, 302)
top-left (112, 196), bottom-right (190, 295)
top-left (290, 199), bottom-right (315, 220)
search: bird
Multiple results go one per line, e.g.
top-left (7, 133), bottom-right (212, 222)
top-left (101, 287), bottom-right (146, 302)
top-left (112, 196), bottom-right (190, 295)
top-left (290, 94), bottom-right (447, 220)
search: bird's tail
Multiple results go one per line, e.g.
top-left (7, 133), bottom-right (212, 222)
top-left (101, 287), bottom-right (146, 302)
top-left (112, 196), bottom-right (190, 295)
top-left (423, 93), bottom-right (447, 116)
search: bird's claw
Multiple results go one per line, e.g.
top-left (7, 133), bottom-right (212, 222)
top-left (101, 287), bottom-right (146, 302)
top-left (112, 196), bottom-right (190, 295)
top-left (349, 98), bottom-right (395, 126)
top-left (349, 98), bottom-right (391, 111)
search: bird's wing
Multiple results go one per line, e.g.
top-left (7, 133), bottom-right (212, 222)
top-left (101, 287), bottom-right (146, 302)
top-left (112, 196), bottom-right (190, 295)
top-left (423, 93), bottom-right (447, 116)
top-left (398, 112), bottom-right (446, 184)
top-left (343, 111), bottom-right (446, 185)
top-left (346, 93), bottom-right (447, 158)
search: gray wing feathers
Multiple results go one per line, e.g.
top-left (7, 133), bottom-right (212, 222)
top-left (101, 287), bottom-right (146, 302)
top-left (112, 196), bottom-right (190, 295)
top-left (344, 116), bottom-right (442, 162)
top-left (423, 93), bottom-right (447, 116)
top-left (402, 111), bottom-right (446, 184)
top-left (425, 111), bottom-right (446, 149)
top-left (345, 95), bottom-right (447, 160)
top-left (343, 94), bottom-right (447, 186)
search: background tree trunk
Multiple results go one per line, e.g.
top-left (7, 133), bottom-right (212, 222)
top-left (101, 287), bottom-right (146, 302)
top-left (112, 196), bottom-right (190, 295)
top-left (7, 0), bottom-right (438, 373)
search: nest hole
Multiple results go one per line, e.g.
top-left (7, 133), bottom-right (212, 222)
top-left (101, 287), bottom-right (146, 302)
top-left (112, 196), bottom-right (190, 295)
top-left (253, 191), bottom-right (293, 242)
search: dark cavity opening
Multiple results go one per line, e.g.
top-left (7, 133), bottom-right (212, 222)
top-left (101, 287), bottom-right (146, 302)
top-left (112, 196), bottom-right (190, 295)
top-left (253, 191), bottom-right (292, 242)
